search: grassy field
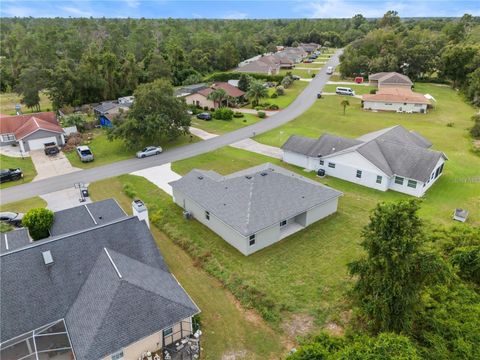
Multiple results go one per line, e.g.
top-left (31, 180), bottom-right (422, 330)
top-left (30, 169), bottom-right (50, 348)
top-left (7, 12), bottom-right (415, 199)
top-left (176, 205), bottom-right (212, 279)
top-left (0, 92), bottom-right (52, 115)
top-left (191, 113), bottom-right (261, 135)
top-left (65, 129), bottom-right (199, 169)
top-left (245, 80), bottom-right (308, 110)
top-left (279, 68), bottom-right (317, 79)
top-left (0, 154), bottom-right (37, 189)
top-left (255, 83), bottom-right (480, 226)
top-left (0, 196), bottom-right (46, 212)
top-left (89, 175), bottom-right (286, 359)
top-left (295, 63), bottom-right (324, 69)
top-left (323, 84), bottom-right (375, 94)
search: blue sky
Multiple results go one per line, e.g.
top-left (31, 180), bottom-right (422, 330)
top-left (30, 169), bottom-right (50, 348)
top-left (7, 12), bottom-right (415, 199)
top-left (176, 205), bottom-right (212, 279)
top-left (1, 1), bottom-right (478, 19)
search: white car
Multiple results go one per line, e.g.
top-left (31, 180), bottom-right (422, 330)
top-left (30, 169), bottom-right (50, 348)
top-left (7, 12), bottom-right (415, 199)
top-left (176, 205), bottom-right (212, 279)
top-left (136, 146), bottom-right (163, 158)
top-left (326, 66), bottom-right (334, 75)
top-left (76, 146), bottom-right (94, 162)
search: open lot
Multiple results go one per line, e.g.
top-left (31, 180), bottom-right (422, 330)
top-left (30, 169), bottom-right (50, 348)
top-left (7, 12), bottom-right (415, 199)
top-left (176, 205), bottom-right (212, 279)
top-left (89, 175), bottom-right (286, 359)
top-left (0, 154), bottom-right (37, 189)
top-left (0, 92), bottom-right (52, 115)
top-left (279, 68), bottom-right (317, 79)
top-left (323, 83), bottom-right (375, 94)
top-left (255, 83), bottom-right (480, 226)
top-left (191, 113), bottom-right (261, 135)
top-left (65, 128), bottom-right (199, 169)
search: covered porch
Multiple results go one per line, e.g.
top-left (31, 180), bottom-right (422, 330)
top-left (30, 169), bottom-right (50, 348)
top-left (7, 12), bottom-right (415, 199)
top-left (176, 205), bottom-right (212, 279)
top-left (279, 212), bottom-right (306, 240)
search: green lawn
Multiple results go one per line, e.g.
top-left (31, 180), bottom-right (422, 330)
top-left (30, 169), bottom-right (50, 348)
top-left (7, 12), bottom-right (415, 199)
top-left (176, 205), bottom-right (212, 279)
top-left (0, 154), bottom-right (37, 189)
top-left (0, 91), bottom-right (52, 115)
top-left (296, 62), bottom-right (324, 69)
top-left (65, 129), bottom-right (200, 169)
top-left (255, 83), bottom-right (480, 226)
top-left (191, 113), bottom-right (261, 135)
top-left (0, 196), bottom-right (46, 212)
top-left (89, 175), bottom-right (286, 359)
top-left (323, 84), bottom-right (375, 95)
top-left (245, 80), bottom-right (308, 110)
top-left (280, 68), bottom-right (317, 79)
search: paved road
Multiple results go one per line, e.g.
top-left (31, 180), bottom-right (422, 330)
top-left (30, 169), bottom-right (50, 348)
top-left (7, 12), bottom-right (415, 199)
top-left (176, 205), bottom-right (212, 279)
top-left (1, 49), bottom-right (343, 204)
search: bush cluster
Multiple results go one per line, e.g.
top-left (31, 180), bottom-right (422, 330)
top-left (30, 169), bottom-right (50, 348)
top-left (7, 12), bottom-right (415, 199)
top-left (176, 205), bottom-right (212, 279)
top-left (257, 111), bottom-right (266, 118)
top-left (233, 112), bottom-right (244, 118)
top-left (213, 107), bottom-right (234, 120)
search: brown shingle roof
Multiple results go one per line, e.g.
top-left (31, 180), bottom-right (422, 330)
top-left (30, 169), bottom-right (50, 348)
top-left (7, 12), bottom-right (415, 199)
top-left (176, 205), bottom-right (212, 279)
top-left (362, 88), bottom-right (429, 104)
top-left (212, 82), bottom-right (245, 98)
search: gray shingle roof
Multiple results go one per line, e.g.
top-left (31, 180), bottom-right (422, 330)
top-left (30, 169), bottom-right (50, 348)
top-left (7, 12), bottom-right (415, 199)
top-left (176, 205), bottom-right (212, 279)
top-left (282, 126), bottom-right (446, 182)
top-left (1, 213), bottom-right (199, 359)
top-left (0, 228), bottom-right (30, 254)
top-left (369, 72), bottom-right (413, 86)
top-left (93, 102), bottom-right (118, 114)
top-left (50, 199), bottom-right (126, 237)
top-left (170, 163), bottom-right (342, 236)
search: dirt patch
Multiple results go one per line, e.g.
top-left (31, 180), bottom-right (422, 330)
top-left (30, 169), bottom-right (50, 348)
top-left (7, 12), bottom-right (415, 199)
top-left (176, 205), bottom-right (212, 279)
top-left (228, 292), bottom-right (263, 326)
top-left (473, 139), bottom-right (480, 150)
top-left (221, 350), bottom-right (249, 360)
top-left (282, 313), bottom-right (316, 339)
top-left (324, 322), bottom-right (344, 336)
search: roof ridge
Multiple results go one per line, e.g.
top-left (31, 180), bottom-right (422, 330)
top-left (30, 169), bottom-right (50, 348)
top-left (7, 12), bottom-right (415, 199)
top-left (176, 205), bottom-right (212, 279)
top-left (368, 139), bottom-right (393, 174)
top-left (244, 175), bottom-right (256, 233)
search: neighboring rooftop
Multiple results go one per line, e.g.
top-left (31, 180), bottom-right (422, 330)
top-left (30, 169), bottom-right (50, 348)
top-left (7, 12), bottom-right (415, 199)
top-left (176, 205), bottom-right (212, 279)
top-left (1, 202), bottom-right (199, 360)
top-left (282, 125), bottom-right (446, 183)
top-left (369, 72), bottom-right (413, 87)
top-left (0, 112), bottom-right (61, 137)
top-left (0, 228), bottom-right (30, 254)
top-left (362, 87), bottom-right (430, 104)
top-left (170, 163), bottom-right (342, 236)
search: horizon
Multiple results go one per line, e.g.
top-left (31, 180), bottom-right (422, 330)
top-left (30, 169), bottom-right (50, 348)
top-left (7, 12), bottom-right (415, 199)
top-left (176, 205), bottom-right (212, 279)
top-left (1, 0), bottom-right (479, 19)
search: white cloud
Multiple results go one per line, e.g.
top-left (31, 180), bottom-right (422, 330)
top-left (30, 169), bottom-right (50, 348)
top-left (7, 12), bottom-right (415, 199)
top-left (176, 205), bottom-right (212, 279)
top-left (223, 11), bottom-right (248, 19)
top-left (125, 0), bottom-right (140, 8)
top-left (295, 0), bottom-right (411, 18)
top-left (58, 6), bottom-right (93, 17)
top-left (1, 6), bottom-right (38, 17)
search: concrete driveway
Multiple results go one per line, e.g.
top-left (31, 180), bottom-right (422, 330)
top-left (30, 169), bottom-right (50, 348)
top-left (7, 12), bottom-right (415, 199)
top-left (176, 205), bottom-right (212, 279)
top-left (131, 163), bottom-right (180, 196)
top-left (41, 186), bottom-right (91, 211)
top-left (30, 150), bottom-right (81, 181)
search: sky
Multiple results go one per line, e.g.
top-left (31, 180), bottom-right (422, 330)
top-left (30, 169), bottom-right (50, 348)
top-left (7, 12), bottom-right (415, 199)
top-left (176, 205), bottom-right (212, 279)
top-left (0, 0), bottom-right (478, 19)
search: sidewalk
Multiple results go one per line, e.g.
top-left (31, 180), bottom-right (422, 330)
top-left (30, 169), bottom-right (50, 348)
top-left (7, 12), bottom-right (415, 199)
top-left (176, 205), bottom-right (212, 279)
top-left (234, 108), bottom-right (278, 117)
top-left (131, 163), bottom-right (181, 196)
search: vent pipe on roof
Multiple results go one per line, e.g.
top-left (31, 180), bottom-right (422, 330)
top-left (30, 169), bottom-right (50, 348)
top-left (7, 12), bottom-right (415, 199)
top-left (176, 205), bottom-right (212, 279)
top-left (132, 199), bottom-right (149, 229)
top-left (42, 251), bottom-right (54, 266)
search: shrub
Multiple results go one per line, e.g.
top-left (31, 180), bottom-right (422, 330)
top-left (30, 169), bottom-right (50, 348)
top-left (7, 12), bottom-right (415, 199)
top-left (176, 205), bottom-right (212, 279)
top-left (270, 92), bottom-right (278, 98)
top-left (470, 114), bottom-right (480, 138)
top-left (254, 106), bottom-right (263, 111)
top-left (276, 86), bottom-right (285, 95)
top-left (213, 107), bottom-right (234, 120)
top-left (210, 108), bottom-right (215, 112)
top-left (370, 89), bottom-right (377, 94)
top-left (268, 104), bottom-right (279, 110)
top-left (446, 122), bottom-right (454, 127)
top-left (123, 182), bottom-right (137, 198)
top-left (281, 76), bottom-right (293, 88)
top-left (233, 112), bottom-right (244, 118)
top-left (204, 71), bottom-right (283, 83)
top-left (22, 208), bottom-right (54, 240)
top-left (203, 106), bottom-right (209, 111)
top-left (257, 111), bottom-right (266, 118)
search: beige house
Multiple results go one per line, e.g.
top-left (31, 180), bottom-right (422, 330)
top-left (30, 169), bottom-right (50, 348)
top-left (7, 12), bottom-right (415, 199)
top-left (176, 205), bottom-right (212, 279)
top-left (369, 72), bottom-right (413, 90)
top-left (184, 82), bottom-right (245, 109)
top-left (362, 87), bottom-right (430, 113)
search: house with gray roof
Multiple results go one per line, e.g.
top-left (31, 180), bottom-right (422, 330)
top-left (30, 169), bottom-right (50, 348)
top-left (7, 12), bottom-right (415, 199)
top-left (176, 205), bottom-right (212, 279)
top-left (282, 125), bottom-right (447, 197)
top-left (170, 163), bottom-right (342, 256)
top-left (0, 199), bottom-right (200, 360)
top-left (369, 72), bottom-right (413, 90)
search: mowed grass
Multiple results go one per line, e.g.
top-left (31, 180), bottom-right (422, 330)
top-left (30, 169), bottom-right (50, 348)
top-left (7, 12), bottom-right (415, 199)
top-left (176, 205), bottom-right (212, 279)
top-left (89, 175), bottom-right (285, 359)
top-left (65, 129), bottom-right (200, 169)
top-left (255, 83), bottom-right (480, 226)
top-left (280, 68), bottom-right (317, 79)
top-left (0, 154), bottom-right (37, 189)
top-left (0, 196), bottom-right (46, 212)
top-left (323, 84), bottom-right (375, 94)
top-left (191, 113), bottom-right (261, 135)
top-left (0, 92), bottom-right (52, 115)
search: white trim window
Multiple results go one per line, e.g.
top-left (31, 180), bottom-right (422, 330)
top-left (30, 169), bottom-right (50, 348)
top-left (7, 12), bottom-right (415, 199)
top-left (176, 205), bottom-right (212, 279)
top-left (205, 211), bottom-right (210, 220)
top-left (356, 170), bottom-right (362, 178)
top-left (280, 219), bottom-right (287, 227)
top-left (395, 176), bottom-right (404, 185)
top-left (111, 350), bottom-right (124, 360)
top-left (376, 175), bottom-right (382, 184)
top-left (249, 234), bottom-right (256, 246)
top-left (1, 134), bottom-right (15, 142)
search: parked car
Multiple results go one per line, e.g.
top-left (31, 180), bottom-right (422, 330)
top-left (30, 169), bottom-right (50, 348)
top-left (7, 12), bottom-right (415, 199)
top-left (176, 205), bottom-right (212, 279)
top-left (336, 87), bottom-right (356, 96)
top-left (196, 112), bottom-right (212, 121)
top-left (292, 75), bottom-right (301, 80)
top-left (44, 142), bottom-right (59, 156)
top-left (0, 212), bottom-right (24, 226)
top-left (303, 59), bottom-right (313, 63)
top-left (326, 66), bottom-right (334, 75)
top-left (76, 145), bottom-right (94, 162)
top-left (0, 168), bottom-right (23, 183)
top-left (136, 146), bottom-right (163, 158)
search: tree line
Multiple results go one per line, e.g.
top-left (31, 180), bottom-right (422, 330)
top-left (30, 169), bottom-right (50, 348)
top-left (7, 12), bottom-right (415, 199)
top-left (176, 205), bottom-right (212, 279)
top-left (340, 12), bottom-right (480, 106)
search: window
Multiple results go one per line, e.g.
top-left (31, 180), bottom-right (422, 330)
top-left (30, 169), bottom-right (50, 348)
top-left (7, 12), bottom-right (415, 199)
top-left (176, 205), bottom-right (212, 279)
top-left (319, 159), bottom-right (324, 166)
top-left (249, 234), bottom-right (256, 246)
top-left (385, 103), bottom-right (393, 106)
top-left (163, 327), bottom-right (173, 336)
top-left (434, 167), bottom-right (441, 178)
top-left (328, 162), bottom-right (336, 168)
top-left (356, 170), bottom-right (362, 178)
top-left (395, 176), bottom-right (404, 185)
top-left (439, 163), bottom-right (444, 174)
top-left (1, 134), bottom-right (15, 142)
top-left (280, 220), bottom-right (287, 227)
top-left (111, 351), bottom-right (124, 360)
top-left (205, 211), bottom-right (210, 220)
top-left (376, 175), bottom-right (382, 184)
top-left (407, 180), bottom-right (417, 188)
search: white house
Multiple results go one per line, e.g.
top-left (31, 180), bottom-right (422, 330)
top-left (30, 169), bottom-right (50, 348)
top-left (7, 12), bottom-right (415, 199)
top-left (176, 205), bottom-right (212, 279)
top-left (282, 126), bottom-right (447, 197)
top-left (362, 87), bottom-right (430, 114)
top-left (170, 163), bottom-right (342, 256)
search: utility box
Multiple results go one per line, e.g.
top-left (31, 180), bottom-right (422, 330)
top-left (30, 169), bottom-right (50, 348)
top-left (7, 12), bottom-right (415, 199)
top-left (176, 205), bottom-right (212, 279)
top-left (132, 199), bottom-right (149, 228)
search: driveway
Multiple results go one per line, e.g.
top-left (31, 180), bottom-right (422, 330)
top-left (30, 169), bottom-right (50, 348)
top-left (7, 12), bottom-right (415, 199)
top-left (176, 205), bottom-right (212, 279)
top-left (131, 163), bottom-right (180, 196)
top-left (41, 186), bottom-right (91, 211)
top-left (1, 49), bottom-right (343, 204)
top-left (30, 150), bottom-right (81, 181)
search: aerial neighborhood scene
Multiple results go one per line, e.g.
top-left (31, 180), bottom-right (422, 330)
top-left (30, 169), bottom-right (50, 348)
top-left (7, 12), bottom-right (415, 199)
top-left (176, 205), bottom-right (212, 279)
top-left (0, 1), bottom-right (479, 359)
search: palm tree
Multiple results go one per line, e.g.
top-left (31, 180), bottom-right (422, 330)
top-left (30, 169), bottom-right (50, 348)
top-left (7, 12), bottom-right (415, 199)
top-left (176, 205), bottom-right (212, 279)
top-left (340, 98), bottom-right (350, 115)
top-left (207, 88), bottom-right (227, 108)
top-left (246, 81), bottom-right (268, 107)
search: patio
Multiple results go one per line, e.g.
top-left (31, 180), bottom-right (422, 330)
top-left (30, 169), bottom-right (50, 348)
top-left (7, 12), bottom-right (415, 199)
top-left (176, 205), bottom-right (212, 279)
top-left (162, 334), bottom-right (201, 360)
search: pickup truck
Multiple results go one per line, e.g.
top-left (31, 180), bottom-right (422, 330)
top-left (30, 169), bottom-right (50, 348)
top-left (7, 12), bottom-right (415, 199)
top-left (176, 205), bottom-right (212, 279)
top-left (44, 142), bottom-right (59, 156)
top-left (76, 145), bottom-right (94, 162)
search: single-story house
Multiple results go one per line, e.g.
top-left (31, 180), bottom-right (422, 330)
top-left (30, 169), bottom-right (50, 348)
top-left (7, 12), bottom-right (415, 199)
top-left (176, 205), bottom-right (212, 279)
top-left (0, 112), bottom-right (65, 152)
top-left (93, 99), bottom-right (132, 127)
top-left (369, 72), bottom-right (413, 90)
top-left (362, 87), bottom-right (431, 113)
top-left (234, 60), bottom-right (280, 75)
top-left (184, 82), bottom-right (245, 109)
top-left (170, 163), bottom-right (342, 256)
top-left (272, 53), bottom-right (295, 68)
top-left (0, 199), bottom-right (200, 360)
top-left (281, 47), bottom-right (308, 63)
top-left (298, 43), bottom-right (320, 53)
top-left (174, 83), bottom-right (208, 98)
top-left (282, 125), bottom-right (447, 197)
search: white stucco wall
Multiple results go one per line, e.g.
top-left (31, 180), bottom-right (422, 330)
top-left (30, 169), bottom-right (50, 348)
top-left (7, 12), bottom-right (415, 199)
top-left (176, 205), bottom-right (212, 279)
top-left (184, 93), bottom-right (216, 109)
top-left (363, 101), bottom-right (427, 113)
top-left (283, 150), bottom-right (309, 169)
top-left (305, 198), bottom-right (339, 226)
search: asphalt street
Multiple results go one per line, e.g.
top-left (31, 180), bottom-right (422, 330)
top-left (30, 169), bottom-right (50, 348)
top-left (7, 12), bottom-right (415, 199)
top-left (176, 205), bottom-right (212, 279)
top-left (0, 49), bottom-right (343, 204)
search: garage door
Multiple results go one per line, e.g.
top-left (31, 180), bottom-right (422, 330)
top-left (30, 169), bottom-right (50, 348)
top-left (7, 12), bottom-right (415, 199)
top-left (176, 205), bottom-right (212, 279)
top-left (28, 137), bottom-right (57, 151)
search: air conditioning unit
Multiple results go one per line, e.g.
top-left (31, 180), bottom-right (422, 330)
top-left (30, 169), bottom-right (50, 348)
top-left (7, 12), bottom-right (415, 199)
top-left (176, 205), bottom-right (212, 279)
top-left (317, 169), bottom-right (326, 178)
top-left (183, 210), bottom-right (193, 220)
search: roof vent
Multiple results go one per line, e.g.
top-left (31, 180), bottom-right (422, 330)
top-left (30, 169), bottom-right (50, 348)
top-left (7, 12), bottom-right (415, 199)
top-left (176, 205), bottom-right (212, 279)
top-left (245, 175), bottom-right (252, 179)
top-left (42, 251), bottom-right (54, 266)
top-left (197, 176), bottom-right (204, 180)
top-left (260, 172), bottom-right (268, 176)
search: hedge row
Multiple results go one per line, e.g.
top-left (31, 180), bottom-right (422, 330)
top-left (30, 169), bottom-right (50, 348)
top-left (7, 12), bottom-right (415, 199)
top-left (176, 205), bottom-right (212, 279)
top-left (204, 71), bottom-right (284, 83)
